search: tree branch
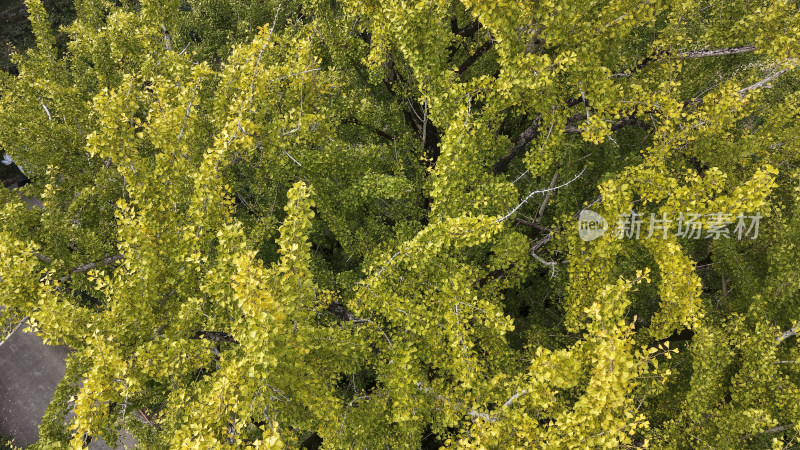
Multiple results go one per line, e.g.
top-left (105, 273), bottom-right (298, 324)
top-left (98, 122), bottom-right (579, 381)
top-left (675, 64), bottom-right (794, 111)
top-left (475, 266), bottom-right (513, 289)
top-left (529, 195), bottom-right (602, 256)
top-left (456, 19), bottom-right (481, 38)
top-left (162, 25), bottom-right (173, 51)
top-left (137, 408), bottom-right (160, 429)
top-left (680, 45), bottom-right (756, 59)
top-left (325, 302), bottom-right (356, 321)
top-left (69, 254), bottom-right (124, 275)
top-left (58, 254), bottom-right (125, 283)
top-left (741, 423), bottom-right (795, 440)
top-left (192, 330), bottom-right (239, 344)
top-left (468, 390), bottom-right (529, 423)
top-left (738, 67), bottom-right (791, 98)
top-left (491, 94), bottom-right (604, 174)
top-left (492, 115), bottom-right (542, 173)
top-left (34, 252), bottom-right (53, 264)
top-left (458, 40), bottom-right (493, 76)
top-left (343, 118), bottom-right (394, 141)
top-left (609, 116), bottom-right (651, 132)
top-left (777, 325), bottom-right (799, 345)
top-left (565, 115), bottom-right (651, 134)
top-left (447, 19), bottom-right (484, 59)
top-left (379, 52), bottom-right (441, 162)
top-left (498, 167), bottom-right (586, 222)
top-left (612, 45), bottom-right (757, 78)
top-left (534, 171), bottom-right (559, 224)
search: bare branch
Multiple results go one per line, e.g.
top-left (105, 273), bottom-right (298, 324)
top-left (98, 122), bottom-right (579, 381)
top-left (498, 167), bottom-right (586, 222)
top-left (458, 40), bottom-right (493, 76)
top-left (610, 116), bottom-right (651, 132)
top-left (535, 171), bottom-right (559, 224)
top-left (162, 25), bottom-right (173, 51)
top-left (566, 115), bottom-right (651, 134)
top-left (137, 408), bottom-right (160, 429)
top-left (531, 252), bottom-right (559, 278)
top-left (492, 115), bottom-right (542, 173)
top-left (777, 324), bottom-right (799, 345)
top-left (33, 252), bottom-right (53, 264)
top-left (325, 302), bottom-right (355, 321)
top-left (456, 19), bottom-right (481, 38)
top-left (741, 423), bottom-right (795, 440)
top-left (738, 67), bottom-right (791, 98)
top-left (612, 45), bottom-right (758, 78)
top-left (177, 84), bottom-right (200, 143)
top-left (57, 254), bottom-right (125, 283)
top-left (39, 98), bottom-right (51, 121)
top-left (33, 251), bottom-right (124, 285)
top-left (281, 149), bottom-right (302, 167)
top-left (468, 390), bottom-right (529, 423)
top-left (192, 330), bottom-right (239, 344)
top-left (680, 45), bottom-right (756, 59)
top-left (447, 19), bottom-right (483, 60)
top-left (68, 254), bottom-right (124, 275)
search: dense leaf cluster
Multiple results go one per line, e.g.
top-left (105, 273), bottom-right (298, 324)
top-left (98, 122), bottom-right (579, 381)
top-left (1, 0), bottom-right (800, 448)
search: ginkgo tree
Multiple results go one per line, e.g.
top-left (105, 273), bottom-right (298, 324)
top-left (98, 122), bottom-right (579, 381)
top-left (1, 0), bottom-right (800, 448)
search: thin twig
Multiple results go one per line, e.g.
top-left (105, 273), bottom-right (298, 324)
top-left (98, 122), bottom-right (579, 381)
top-left (738, 67), bottom-right (792, 98)
top-left (777, 325), bottom-right (800, 345)
top-left (468, 390), bottom-right (529, 423)
top-left (39, 98), bottom-right (51, 121)
top-left (534, 171), bottom-right (559, 225)
top-left (498, 167), bottom-right (586, 222)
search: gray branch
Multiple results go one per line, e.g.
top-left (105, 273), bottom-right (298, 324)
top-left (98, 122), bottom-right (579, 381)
top-left (777, 325), bottom-right (799, 345)
top-left (680, 45), bottom-right (757, 59)
top-left (498, 167), bottom-right (586, 223)
top-left (738, 67), bottom-right (791, 98)
top-left (468, 390), bottom-right (529, 423)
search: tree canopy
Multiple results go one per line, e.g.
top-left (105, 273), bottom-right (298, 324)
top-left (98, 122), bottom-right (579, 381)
top-left (1, 0), bottom-right (800, 448)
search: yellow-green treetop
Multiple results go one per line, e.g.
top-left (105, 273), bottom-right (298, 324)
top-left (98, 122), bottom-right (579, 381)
top-left (0, 0), bottom-right (799, 447)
